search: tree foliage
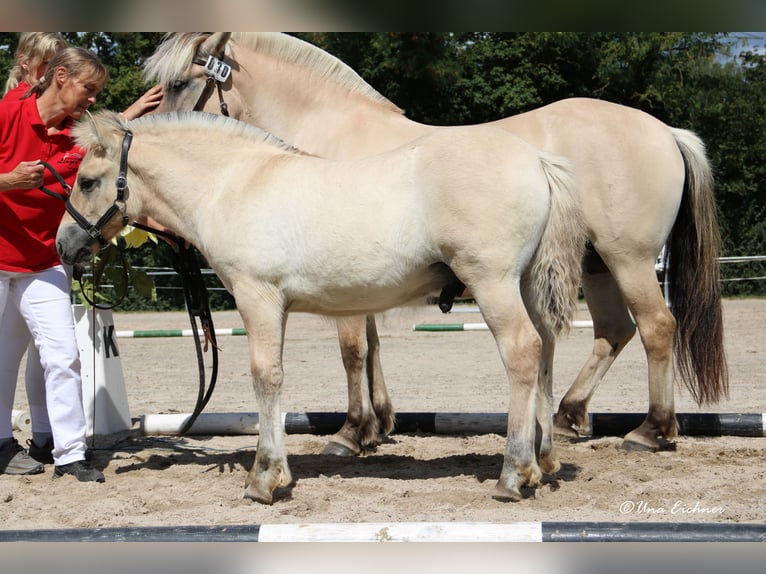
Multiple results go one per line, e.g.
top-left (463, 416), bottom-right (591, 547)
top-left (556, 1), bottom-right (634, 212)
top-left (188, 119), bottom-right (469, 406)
top-left (1, 32), bottom-right (764, 306)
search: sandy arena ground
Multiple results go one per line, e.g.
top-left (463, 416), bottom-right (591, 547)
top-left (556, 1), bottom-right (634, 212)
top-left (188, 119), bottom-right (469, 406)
top-left (3, 298), bottom-right (764, 531)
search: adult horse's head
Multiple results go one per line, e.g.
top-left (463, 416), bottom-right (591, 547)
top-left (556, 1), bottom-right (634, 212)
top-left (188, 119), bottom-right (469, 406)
top-left (56, 110), bottom-right (135, 265)
top-left (143, 33), bottom-right (242, 118)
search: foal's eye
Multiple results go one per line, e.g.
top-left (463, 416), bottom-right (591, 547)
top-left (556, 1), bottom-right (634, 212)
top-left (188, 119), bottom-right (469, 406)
top-left (78, 177), bottom-right (99, 193)
top-left (171, 79), bottom-right (188, 91)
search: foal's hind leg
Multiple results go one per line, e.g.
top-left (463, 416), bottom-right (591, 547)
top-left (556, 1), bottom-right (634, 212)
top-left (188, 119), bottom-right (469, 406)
top-left (536, 328), bottom-right (560, 474)
top-left (553, 263), bottom-right (636, 439)
top-left (474, 281), bottom-right (543, 501)
top-left (522, 285), bottom-right (560, 474)
top-left (324, 315), bottom-right (393, 456)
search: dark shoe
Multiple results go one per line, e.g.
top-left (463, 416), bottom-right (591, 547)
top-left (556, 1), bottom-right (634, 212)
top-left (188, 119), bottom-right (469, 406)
top-left (53, 460), bottom-right (105, 483)
top-left (0, 438), bottom-right (44, 475)
top-left (26, 438), bottom-right (54, 465)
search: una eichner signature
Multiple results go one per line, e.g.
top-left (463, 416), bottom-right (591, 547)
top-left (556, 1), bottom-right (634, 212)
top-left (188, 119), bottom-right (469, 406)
top-left (619, 500), bottom-right (725, 515)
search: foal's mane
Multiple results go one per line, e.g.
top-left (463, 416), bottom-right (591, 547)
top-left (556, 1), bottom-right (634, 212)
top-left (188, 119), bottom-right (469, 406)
top-left (143, 32), bottom-right (404, 115)
top-left (74, 110), bottom-right (303, 155)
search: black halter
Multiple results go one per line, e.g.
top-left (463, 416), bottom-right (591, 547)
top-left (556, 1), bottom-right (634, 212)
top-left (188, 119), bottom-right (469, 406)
top-left (191, 53), bottom-right (231, 116)
top-left (41, 130), bottom-right (132, 248)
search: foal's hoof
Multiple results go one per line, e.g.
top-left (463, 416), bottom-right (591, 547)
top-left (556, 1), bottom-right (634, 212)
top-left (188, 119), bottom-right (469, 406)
top-left (540, 455), bottom-right (561, 474)
top-left (492, 482), bottom-right (522, 502)
top-left (322, 441), bottom-right (358, 457)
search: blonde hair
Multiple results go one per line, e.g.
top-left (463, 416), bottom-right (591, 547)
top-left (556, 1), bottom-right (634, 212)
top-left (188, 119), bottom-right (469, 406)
top-left (29, 46), bottom-right (109, 98)
top-left (3, 32), bottom-right (67, 96)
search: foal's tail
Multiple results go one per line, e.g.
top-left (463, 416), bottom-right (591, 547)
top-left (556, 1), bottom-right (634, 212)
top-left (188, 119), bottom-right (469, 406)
top-left (667, 128), bottom-right (729, 404)
top-left (526, 152), bottom-right (587, 337)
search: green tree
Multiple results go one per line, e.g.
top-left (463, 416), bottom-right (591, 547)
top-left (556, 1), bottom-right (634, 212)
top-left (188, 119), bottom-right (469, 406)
top-left (298, 32), bottom-right (461, 124)
top-left (2, 32), bottom-right (764, 302)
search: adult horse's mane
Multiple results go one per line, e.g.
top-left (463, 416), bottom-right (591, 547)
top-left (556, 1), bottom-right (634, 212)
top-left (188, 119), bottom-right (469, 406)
top-left (74, 110), bottom-right (303, 155)
top-left (143, 32), bottom-right (404, 115)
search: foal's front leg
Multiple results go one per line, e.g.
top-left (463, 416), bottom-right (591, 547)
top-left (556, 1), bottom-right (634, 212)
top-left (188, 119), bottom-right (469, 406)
top-left (241, 303), bottom-right (292, 504)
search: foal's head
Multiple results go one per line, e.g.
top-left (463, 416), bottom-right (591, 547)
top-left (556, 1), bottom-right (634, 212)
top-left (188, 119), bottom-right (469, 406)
top-left (56, 111), bottom-right (133, 264)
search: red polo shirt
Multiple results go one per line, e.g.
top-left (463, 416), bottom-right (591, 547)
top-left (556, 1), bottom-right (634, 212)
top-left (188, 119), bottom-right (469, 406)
top-left (0, 95), bottom-right (84, 272)
top-left (2, 81), bottom-right (32, 102)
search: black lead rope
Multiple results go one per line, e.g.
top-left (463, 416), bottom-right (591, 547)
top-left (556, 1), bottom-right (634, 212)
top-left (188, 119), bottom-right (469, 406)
top-left (132, 222), bottom-right (220, 435)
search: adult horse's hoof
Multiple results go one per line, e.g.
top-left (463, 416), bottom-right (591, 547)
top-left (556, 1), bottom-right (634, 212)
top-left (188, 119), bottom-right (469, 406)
top-left (243, 484), bottom-right (274, 505)
top-left (621, 439), bottom-right (658, 452)
top-left (553, 424), bottom-right (581, 442)
top-left (621, 436), bottom-right (676, 452)
top-left (553, 412), bottom-right (588, 442)
top-left (322, 441), bottom-right (358, 456)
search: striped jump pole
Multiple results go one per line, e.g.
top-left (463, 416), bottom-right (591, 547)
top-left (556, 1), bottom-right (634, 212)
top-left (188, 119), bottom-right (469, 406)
top-left (139, 411), bottom-right (766, 438)
top-left (115, 327), bottom-right (247, 338)
top-left (0, 521), bottom-right (762, 542)
top-left (117, 321), bottom-right (600, 336)
top-left (414, 320), bottom-right (594, 331)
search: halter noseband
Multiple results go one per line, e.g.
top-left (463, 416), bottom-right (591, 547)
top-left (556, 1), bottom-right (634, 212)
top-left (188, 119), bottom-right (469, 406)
top-left (40, 130), bottom-right (133, 248)
top-left (191, 53), bottom-right (231, 116)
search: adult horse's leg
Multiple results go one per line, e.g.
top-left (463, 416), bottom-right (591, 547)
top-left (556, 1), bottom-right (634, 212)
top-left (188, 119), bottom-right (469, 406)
top-left (324, 315), bottom-right (393, 455)
top-left (553, 253), bottom-right (637, 439)
top-left (554, 255), bottom-right (677, 450)
top-left (555, 128), bottom-right (726, 450)
top-left (617, 130), bottom-right (728, 449)
top-left (611, 260), bottom-right (679, 450)
top-left (240, 296), bottom-right (292, 504)
top-left (365, 315), bottom-right (396, 435)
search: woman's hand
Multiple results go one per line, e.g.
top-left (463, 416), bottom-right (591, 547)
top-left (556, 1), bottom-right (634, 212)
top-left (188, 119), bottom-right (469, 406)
top-left (121, 84), bottom-right (163, 120)
top-left (0, 160), bottom-right (45, 191)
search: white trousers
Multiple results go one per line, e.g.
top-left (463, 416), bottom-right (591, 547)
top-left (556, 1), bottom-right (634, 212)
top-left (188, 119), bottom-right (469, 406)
top-left (2, 312), bottom-right (50, 434)
top-left (0, 265), bottom-right (87, 465)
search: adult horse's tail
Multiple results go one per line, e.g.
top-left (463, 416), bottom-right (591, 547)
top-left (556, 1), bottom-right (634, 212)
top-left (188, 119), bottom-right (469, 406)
top-left (526, 152), bottom-right (586, 337)
top-left (667, 128), bottom-right (729, 405)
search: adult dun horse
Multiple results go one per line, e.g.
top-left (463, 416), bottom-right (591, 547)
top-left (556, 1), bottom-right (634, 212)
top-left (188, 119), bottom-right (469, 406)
top-left (56, 110), bottom-right (585, 503)
top-left (143, 33), bottom-right (728, 455)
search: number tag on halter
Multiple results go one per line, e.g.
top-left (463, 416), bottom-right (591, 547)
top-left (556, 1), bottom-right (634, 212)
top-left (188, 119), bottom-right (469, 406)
top-left (203, 55), bottom-right (231, 82)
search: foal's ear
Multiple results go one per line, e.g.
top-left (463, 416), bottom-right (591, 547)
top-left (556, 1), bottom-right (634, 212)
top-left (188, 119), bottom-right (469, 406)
top-left (72, 110), bottom-right (119, 156)
top-left (200, 32), bottom-right (231, 57)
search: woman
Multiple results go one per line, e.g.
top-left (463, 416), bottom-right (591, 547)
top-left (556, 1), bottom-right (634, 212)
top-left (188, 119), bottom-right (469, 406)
top-left (3, 32), bottom-right (68, 100)
top-left (1, 36), bottom-right (162, 472)
top-left (2, 33), bottom-right (69, 466)
top-left (0, 46), bottom-right (158, 481)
